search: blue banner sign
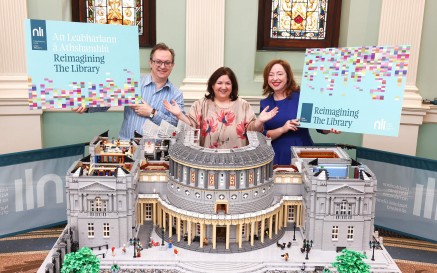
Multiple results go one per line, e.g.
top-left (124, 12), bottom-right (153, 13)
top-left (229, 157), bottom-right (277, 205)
top-left (357, 148), bottom-right (437, 242)
top-left (0, 144), bottom-right (84, 237)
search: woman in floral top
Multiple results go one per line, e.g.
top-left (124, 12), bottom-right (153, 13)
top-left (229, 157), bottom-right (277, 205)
top-left (164, 67), bottom-right (278, 149)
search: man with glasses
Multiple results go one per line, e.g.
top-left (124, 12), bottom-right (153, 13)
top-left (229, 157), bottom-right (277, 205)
top-left (73, 43), bottom-right (184, 139)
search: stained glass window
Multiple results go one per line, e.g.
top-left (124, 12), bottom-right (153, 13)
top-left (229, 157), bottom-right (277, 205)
top-left (85, 0), bottom-right (144, 34)
top-left (72, 0), bottom-right (156, 47)
top-left (257, 0), bottom-right (342, 50)
top-left (270, 0), bottom-right (328, 40)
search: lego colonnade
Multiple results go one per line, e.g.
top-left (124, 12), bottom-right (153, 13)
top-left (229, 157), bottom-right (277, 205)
top-left (135, 198), bottom-right (303, 250)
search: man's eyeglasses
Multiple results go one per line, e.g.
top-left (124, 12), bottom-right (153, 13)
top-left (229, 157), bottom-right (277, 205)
top-left (151, 60), bottom-right (173, 67)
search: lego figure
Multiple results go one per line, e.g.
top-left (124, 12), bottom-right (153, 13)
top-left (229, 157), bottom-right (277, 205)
top-left (281, 252), bottom-right (289, 261)
top-left (121, 244), bottom-right (126, 254)
top-left (111, 246), bottom-right (115, 256)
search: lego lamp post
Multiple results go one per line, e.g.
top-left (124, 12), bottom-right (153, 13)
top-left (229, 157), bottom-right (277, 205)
top-left (369, 239), bottom-right (380, 261)
top-left (302, 239), bottom-right (313, 260)
top-left (133, 237), bottom-right (138, 258)
top-left (293, 222), bottom-right (296, 241)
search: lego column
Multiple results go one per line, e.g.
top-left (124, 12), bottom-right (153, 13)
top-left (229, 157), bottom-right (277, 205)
top-left (187, 220), bottom-right (192, 246)
top-left (238, 223), bottom-right (243, 248)
top-left (0, 0), bottom-right (43, 154)
top-left (226, 223), bottom-right (231, 249)
top-left (362, 0), bottom-right (427, 155)
top-left (152, 203), bottom-right (157, 225)
top-left (274, 212), bottom-right (279, 235)
top-left (177, 217), bottom-right (181, 242)
top-left (179, 0), bottom-right (225, 102)
top-left (249, 222), bottom-right (255, 246)
top-left (199, 223), bottom-right (204, 248)
top-left (212, 222), bottom-right (217, 249)
top-left (169, 214), bottom-right (173, 237)
top-left (283, 204), bottom-right (288, 228)
top-left (260, 217), bottom-right (265, 244)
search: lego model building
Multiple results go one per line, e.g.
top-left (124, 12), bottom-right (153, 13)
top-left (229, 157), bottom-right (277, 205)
top-left (65, 123), bottom-right (377, 256)
top-left (291, 147), bottom-right (376, 252)
top-left (66, 131), bottom-right (142, 248)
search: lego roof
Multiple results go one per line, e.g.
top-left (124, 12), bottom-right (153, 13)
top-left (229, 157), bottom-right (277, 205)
top-left (169, 131), bottom-right (274, 168)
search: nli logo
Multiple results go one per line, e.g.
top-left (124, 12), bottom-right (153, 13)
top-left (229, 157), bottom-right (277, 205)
top-left (14, 168), bottom-right (63, 212)
top-left (32, 26), bottom-right (44, 37)
top-left (29, 19), bottom-right (47, 50)
top-left (373, 119), bottom-right (393, 131)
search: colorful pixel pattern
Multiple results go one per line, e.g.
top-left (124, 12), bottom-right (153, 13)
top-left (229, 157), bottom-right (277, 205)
top-left (28, 69), bottom-right (141, 110)
top-left (302, 45), bottom-right (410, 100)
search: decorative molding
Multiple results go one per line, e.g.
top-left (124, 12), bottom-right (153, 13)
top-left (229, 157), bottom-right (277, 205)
top-left (423, 105), bottom-right (437, 124)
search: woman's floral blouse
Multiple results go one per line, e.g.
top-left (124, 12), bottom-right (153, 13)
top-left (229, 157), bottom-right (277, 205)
top-left (185, 98), bottom-right (261, 149)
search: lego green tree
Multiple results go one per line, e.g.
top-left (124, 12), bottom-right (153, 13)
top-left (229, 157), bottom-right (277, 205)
top-left (61, 247), bottom-right (100, 273)
top-left (323, 248), bottom-right (370, 273)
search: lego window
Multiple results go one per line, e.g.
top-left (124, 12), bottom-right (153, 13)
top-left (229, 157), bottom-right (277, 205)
top-left (339, 200), bottom-right (348, 215)
top-left (257, 0), bottom-right (342, 50)
top-left (190, 170), bottom-right (196, 183)
top-left (72, 0), bottom-right (156, 47)
top-left (240, 172), bottom-right (246, 186)
top-left (145, 204), bottom-right (152, 220)
top-left (208, 174), bottom-right (214, 187)
top-left (103, 223), bottom-right (110, 238)
top-left (288, 205), bottom-right (295, 222)
top-left (347, 226), bottom-right (354, 240)
top-left (219, 173), bottom-right (225, 188)
top-left (199, 171), bottom-right (205, 185)
top-left (331, 225), bottom-right (338, 240)
top-left (183, 167), bottom-right (188, 182)
top-left (249, 171), bottom-right (254, 185)
top-left (88, 223), bottom-right (95, 238)
top-left (229, 174), bottom-right (236, 187)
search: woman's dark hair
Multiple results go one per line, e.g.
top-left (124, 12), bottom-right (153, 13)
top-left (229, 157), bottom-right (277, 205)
top-left (262, 59), bottom-right (299, 97)
top-left (205, 67), bottom-right (239, 101)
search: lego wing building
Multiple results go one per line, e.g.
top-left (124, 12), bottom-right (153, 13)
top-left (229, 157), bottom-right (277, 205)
top-left (291, 147), bottom-right (377, 251)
